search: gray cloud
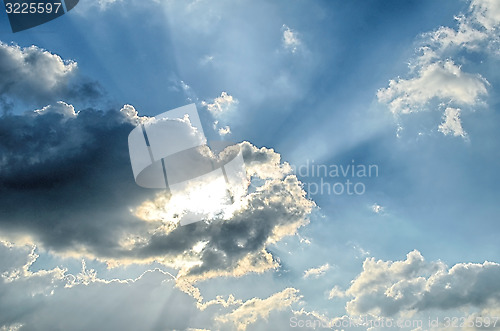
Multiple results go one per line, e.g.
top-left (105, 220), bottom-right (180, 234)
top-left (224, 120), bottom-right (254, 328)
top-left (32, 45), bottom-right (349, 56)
top-left (0, 240), bottom-right (211, 331)
top-left (0, 240), bottom-right (308, 331)
top-left (0, 105), bottom-right (155, 256)
top-left (0, 105), bottom-right (314, 283)
top-left (0, 42), bottom-right (102, 113)
top-left (0, 35), bottom-right (317, 331)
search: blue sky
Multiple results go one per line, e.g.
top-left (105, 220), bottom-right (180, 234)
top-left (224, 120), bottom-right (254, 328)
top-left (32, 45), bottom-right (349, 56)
top-left (1, 0), bottom-right (500, 330)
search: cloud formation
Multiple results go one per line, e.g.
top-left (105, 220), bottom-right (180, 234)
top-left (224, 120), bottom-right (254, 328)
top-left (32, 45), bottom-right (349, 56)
top-left (377, 0), bottom-right (499, 138)
top-left (0, 239), bottom-right (306, 331)
top-left (344, 250), bottom-right (500, 317)
top-left (438, 107), bottom-right (467, 137)
top-left (0, 37), bottom-right (314, 328)
top-left (303, 263), bottom-right (330, 279)
top-left (202, 92), bottom-right (238, 117)
top-left (377, 57), bottom-right (488, 115)
top-left (130, 142), bottom-right (314, 283)
top-left (216, 287), bottom-right (301, 330)
top-left (0, 240), bottom-right (213, 330)
top-left (0, 42), bottom-right (76, 104)
top-left (0, 42), bottom-right (101, 113)
top-left (0, 104), bottom-right (314, 287)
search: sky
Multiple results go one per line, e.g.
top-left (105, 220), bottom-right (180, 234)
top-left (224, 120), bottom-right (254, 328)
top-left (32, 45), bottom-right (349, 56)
top-left (0, 0), bottom-right (500, 330)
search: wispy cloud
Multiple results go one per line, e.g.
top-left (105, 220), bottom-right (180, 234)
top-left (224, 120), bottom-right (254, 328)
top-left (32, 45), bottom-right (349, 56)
top-left (303, 263), bottom-right (330, 279)
top-left (216, 288), bottom-right (301, 330)
top-left (371, 203), bottom-right (384, 214)
top-left (282, 24), bottom-right (301, 53)
top-left (328, 285), bottom-right (346, 299)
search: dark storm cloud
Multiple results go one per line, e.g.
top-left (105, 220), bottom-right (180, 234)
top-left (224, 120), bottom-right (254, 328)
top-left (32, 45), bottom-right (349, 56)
top-left (0, 106), bottom-right (155, 256)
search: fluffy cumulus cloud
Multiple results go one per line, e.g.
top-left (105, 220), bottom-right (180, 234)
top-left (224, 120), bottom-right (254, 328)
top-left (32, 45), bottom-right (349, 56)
top-left (343, 250), bottom-right (500, 317)
top-left (215, 288), bottom-right (301, 330)
top-left (377, 0), bottom-right (499, 138)
top-left (377, 57), bottom-right (488, 115)
top-left (218, 125), bottom-right (231, 136)
top-left (202, 92), bottom-right (238, 117)
top-left (0, 42), bottom-right (101, 112)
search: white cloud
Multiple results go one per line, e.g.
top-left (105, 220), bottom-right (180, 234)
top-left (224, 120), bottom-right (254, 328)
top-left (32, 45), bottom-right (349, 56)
top-left (218, 125), bottom-right (231, 136)
top-left (282, 24), bottom-right (301, 53)
top-left (345, 250), bottom-right (500, 317)
top-left (470, 0), bottom-right (500, 31)
top-left (202, 92), bottom-right (238, 116)
top-left (0, 42), bottom-right (77, 105)
top-left (34, 101), bottom-right (78, 118)
top-left (377, 0), bottom-right (500, 138)
top-left (119, 104), bottom-right (150, 124)
top-left (216, 288), bottom-right (301, 330)
top-left (303, 263), bottom-right (330, 279)
top-left (422, 0), bottom-right (499, 57)
top-left (438, 107), bottom-right (467, 138)
top-left (377, 59), bottom-right (488, 115)
top-left (427, 20), bottom-right (489, 52)
top-left (371, 203), bottom-right (384, 214)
